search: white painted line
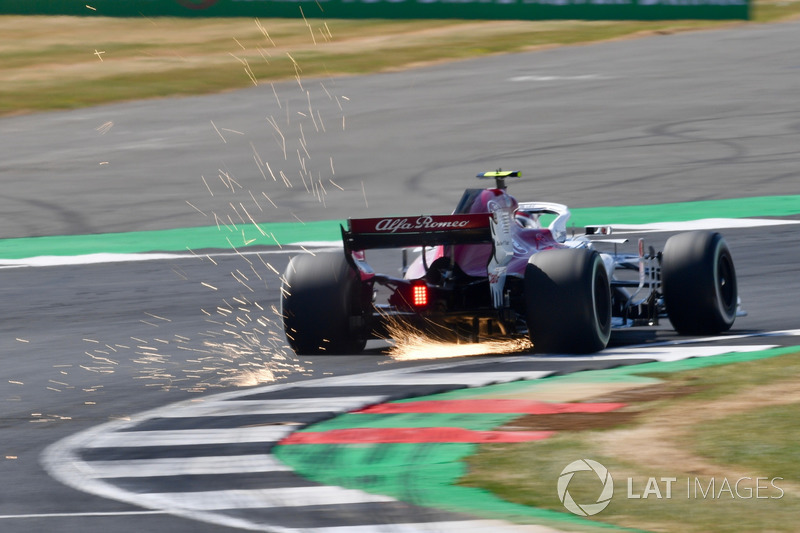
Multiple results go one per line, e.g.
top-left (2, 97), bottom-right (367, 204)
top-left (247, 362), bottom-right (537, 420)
top-left (510, 74), bottom-right (611, 82)
top-left (657, 329), bottom-right (800, 345)
top-left (137, 486), bottom-right (395, 510)
top-left (0, 246), bottom-right (342, 269)
top-left (599, 344), bottom-right (778, 362)
top-left (291, 241), bottom-right (342, 248)
top-left (0, 252), bottom-right (191, 268)
top-left (157, 396), bottom-right (388, 418)
top-left (307, 520), bottom-right (558, 533)
top-left (85, 455), bottom-right (290, 479)
top-left (495, 344), bottom-right (779, 364)
top-left (86, 426), bottom-right (291, 448)
top-left (609, 217), bottom-right (800, 234)
top-left (316, 371), bottom-right (552, 387)
top-left (0, 511), bottom-right (166, 520)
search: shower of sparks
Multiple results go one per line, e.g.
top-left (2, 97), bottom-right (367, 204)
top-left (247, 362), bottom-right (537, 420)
top-left (270, 83), bottom-right (281, 108)
top-left (96, 121), bottom-right (114, 135)
top-left (375, 309), bottom-right (532, 361)
top-left (66, 22), bottom-right (359, 402)
top-left (245, 67), bottom-right (258, 86)
top-left (307, 91), bottom-right (319, 132)
top-left (201, 175), bottom-right (214, 196)
top-left (266, 116), bottom-right (287, 160)
top-left (86, 289), bottom-right (309, 392)
top-left (261, 191), bottom-right (278, 208)
top-left (249, 190), bottom-right (264, 211)
top-left (385, 322), bottom-right (532, 361)
top-left (299, 167), bottom-right (310, 193)
top-left (299, 7), bottom-right (316, 45)
top-left (254, 160), bottom-right (269, 181)
top-left (320, 82), bottom-right (332, 100)
top-left (265, 161), bottom-right (277, 182)
top-left (186, 200), bottom-right (207, 216)
top-left (210, 120), bottom-right (227, 143)
top-left (317, 110), bottom-right (326, 132)
top-left (254, 18), bottom-right (276, 47)
top-left (286, 53), bottom-right (303, 90)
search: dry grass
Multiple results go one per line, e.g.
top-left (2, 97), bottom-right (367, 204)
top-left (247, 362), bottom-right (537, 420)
top-left (2, 2), bottom-right (800, 116)
top-left (461, 351), bottom-right (800, 532)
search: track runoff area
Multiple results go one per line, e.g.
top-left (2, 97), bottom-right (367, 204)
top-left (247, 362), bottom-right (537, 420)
top-left (41, 336), bottom-right (800, 531)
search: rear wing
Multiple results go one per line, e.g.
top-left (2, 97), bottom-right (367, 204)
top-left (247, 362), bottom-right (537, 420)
top-left (343, 214), bottom-right (492, 252)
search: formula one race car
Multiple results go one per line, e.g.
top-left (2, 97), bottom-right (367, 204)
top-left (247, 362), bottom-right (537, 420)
top-left (282, 171), bottom-right (741, 354)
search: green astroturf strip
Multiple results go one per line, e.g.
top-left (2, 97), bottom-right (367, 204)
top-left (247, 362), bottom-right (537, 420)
top-left (2, 195), bottom-right (800, 259)
top-left (0, 220), bottom-right (346, 260)
top-left (297, 412), bottom-right (519, 432)
top-left (568, 195), bottom-right (800, 227)
top-left (273, 442), bottom-right (620, 530)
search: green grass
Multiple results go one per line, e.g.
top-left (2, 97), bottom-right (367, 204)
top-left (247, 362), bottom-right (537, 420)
top-left (460, 351), bottom-right (800, 532)
top-left (693, 402), bottom-right (800, 481)
top-left (2, 1), bottom-right (800, 116)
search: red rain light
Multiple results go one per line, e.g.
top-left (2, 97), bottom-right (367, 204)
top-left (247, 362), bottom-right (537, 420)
top-left (412, 284), bottom-right (428, 307)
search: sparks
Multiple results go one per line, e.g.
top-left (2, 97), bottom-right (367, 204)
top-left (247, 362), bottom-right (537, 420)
top-left (210, 120), bottom-right (226, 143)
top-left (380, 313), bottom-right (532, 361)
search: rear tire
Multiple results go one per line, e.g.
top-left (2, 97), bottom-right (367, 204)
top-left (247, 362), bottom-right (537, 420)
top-left (662, 231), bottom-right (737, 335)
top-left (282, 252), bottom-right (367, 355)
top-left (525, 248), bottom-right (611, 354)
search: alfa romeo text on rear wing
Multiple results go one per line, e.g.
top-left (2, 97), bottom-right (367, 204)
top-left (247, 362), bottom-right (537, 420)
top-left (342, 214), bottom-right (493, 252)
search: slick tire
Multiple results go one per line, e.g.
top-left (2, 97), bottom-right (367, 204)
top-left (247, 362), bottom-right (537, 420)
top-left (525, 248), bottom-right (611, 354)
top-left (662, 231), bottom-right (737, 335)
top-left (282, 252), bottom-right (367, 355)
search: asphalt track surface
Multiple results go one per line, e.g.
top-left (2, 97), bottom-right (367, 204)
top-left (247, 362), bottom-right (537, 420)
top-left (2, 20), bottom-right (800, 239)
top-left (2, 18), bottom-right (800, 533)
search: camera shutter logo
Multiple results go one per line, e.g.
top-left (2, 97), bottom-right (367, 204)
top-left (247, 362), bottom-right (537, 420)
top-left (557, 459), bottom-right (614, 516)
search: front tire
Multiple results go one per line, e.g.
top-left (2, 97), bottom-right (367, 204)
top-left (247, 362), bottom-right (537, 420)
top-left (525, 248), bottom-right (611, 354)
top-left (282, 252), bottom-right (367, 355)
top-left (662, 231), bottom-right (737, 335)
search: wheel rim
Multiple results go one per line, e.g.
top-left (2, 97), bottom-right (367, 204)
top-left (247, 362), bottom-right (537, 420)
top-left (716, 250), bottom-right (736, 316)
top-left (592, 259), bottom-right (612, 342)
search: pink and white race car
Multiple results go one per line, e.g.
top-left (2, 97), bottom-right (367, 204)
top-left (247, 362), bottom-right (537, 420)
top-left (282, 171), bottom-right (741, 354)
